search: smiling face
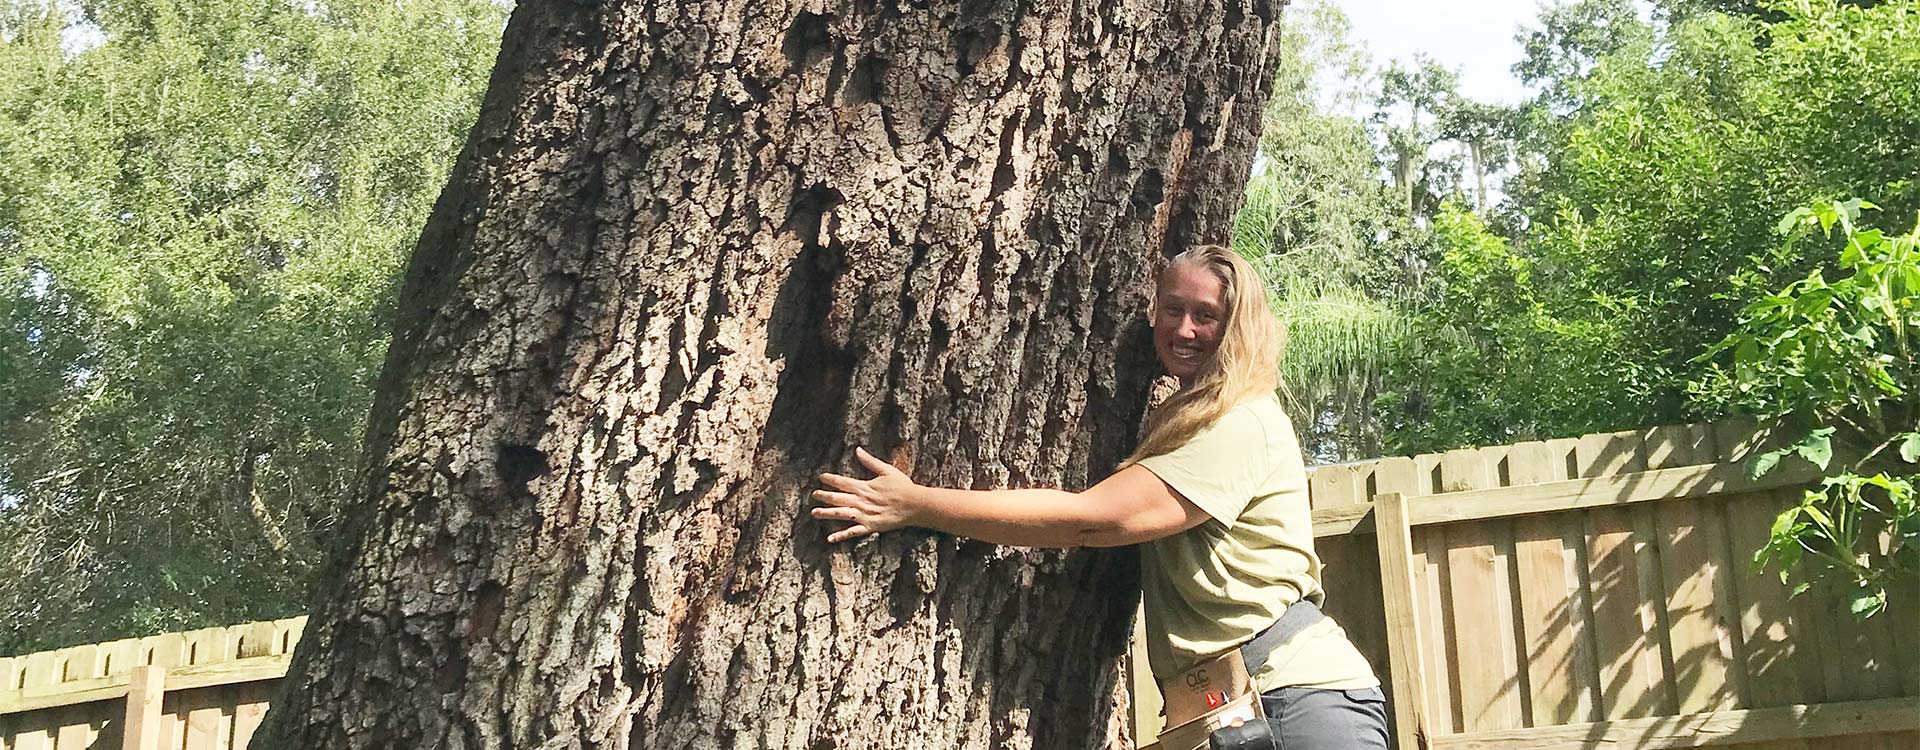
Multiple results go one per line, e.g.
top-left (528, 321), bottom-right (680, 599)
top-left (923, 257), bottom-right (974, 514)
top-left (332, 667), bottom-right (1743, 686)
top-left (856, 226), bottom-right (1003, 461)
top-left (1153, 262), bottom-right (1229, 382)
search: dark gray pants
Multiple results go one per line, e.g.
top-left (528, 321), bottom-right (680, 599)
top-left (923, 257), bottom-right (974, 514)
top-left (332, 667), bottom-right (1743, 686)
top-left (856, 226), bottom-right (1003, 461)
top-left (1258, 686), bottom-right (1391, 749)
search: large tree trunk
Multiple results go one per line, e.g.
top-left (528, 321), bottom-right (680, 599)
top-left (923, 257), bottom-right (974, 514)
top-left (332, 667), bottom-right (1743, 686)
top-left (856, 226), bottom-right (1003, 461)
top-left (258, 1), bottom-right (1281, 748)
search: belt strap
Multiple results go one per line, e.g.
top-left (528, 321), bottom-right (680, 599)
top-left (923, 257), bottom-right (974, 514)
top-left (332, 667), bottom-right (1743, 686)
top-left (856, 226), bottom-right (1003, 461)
top-left (1239, 597), bottom-right (1327, 676)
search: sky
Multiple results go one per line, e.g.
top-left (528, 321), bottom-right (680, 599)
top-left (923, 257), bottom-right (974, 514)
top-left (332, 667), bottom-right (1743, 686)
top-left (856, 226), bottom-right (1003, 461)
top-left (50, 2), bottom-right (1583, 102)
top-left (1328, 0), bottom-right (1660, 106)
top-left (1327, 0), bottom-right (1546, 106)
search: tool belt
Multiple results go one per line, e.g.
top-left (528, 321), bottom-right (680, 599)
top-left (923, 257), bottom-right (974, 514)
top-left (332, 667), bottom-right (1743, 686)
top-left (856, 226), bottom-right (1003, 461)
top-left (1155, 599), bottom-right (1327, 750)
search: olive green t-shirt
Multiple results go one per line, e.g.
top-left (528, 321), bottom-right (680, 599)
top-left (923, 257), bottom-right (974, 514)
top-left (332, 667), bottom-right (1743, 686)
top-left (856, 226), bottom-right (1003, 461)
top-left (1136, 393), bottom-right (1379, 692)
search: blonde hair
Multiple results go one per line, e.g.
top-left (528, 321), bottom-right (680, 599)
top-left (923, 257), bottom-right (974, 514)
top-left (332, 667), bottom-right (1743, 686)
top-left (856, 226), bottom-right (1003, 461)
top-left (1123, 245), bottom-right (1286, 466)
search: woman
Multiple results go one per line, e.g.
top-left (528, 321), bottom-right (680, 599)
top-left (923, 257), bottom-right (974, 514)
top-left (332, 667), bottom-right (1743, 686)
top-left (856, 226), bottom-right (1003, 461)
top-left (811, 245), bottom-right (1389, 749)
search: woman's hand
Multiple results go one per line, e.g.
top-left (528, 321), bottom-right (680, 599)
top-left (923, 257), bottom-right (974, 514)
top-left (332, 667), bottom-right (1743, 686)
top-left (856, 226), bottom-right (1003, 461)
top-left (812, 447), bottom-right (922, 543)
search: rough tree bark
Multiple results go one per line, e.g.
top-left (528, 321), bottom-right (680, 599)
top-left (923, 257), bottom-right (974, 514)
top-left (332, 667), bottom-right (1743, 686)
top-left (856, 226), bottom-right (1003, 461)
top-left (258, 0), bottom-right (1282, 747)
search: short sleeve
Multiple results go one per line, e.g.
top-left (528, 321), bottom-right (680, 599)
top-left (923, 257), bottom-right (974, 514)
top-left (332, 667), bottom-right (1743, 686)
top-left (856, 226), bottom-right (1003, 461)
top-left (1135, 404), bottom-right (1271, 528)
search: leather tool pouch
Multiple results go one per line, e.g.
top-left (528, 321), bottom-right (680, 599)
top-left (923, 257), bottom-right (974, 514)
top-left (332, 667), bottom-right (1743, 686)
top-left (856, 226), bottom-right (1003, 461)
top-left (1153, 599), bottom-right (1326, 750)
top-left (1155, 649), bottom-right (1265, 750)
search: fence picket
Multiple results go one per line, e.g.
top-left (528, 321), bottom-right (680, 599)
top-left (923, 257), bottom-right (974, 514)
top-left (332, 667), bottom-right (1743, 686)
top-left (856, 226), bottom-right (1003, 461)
top-left (1808, 574), bottom-right (1904, 750)
top-left (18, 655), bottom-right (56, 693)
top-left (50, 718), bottom-right (87, 750)
top-left (1308, 463), bottom-right (1363, 508)
top-left (138, 635), bottom-right (186, 671)
top-left (123, 666), bottom-right (164, 750)
top-left (1508, 440), bottom-right (1599, 726)
top-left (1478, 445), bottom-right (1512, 483)
top-left (1399, 452), bottom-right (1459, 734)
top-left (1895, 575), bottom-right (1920, 750)
top-left (8, 724), bottom-right (46, 750)
top-left (1438, 448), bottom-right (1524, 732)
top-left (1310, 462), bottom-right (1388, 685)
top-left (183, 629), bottom-right (233, 668)
top-left (96, 640), bottom-right (136, 679)
top-left (1648, 425), bottom-right (1744, 714)
top-left (9, 654), bottom-right (57, 750)
top-left (1363, 456), bottom-right (1429, 729)
top-left (181, 629), bottom-right (234, 750)
top-left (235, 623), bottom-right (276, 661)
top-left (0, 656), bottom-right (13, 750)
top-left (1902, 575), bottom-right (1920, 699)
top-left (1375, 493), bottom-right (1427, 750)
top-left (275, 618), bottom-right (306, 656)
top-left (1544, 438), bottom-right (1580, 483)
top-left (134, 635), bottom-right (186, 749)
top-left (1728, 486), bottom-right (1821, 750)
top-left (50, 645), bottom-right (105, 750)
top-left (230, 682), bottom-right (273, 750)
top-left (1130, 605), bottom-right (1162, 742)
top-left (1578, 430), bottom-right (1676, 719)
top-left (1370, 457), bottom-right (1421, 500)
top-left (182, 698), bottom-right (224, 750)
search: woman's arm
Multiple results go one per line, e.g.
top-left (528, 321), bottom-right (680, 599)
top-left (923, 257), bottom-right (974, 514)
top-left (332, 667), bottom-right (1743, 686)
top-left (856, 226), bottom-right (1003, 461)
top-left (811, 448), bottom-right (1213, 547)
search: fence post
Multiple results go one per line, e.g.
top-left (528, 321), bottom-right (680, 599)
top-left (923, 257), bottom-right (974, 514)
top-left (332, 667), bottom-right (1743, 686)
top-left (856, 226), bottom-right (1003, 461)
top-left (1374, 492), bottom-right (1429, 750)
top-left (122, 665), bottom-right (164, 750)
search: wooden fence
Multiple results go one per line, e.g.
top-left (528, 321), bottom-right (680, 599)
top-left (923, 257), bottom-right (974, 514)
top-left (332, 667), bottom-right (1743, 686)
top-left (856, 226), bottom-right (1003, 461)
top-left (0, 618), bottom-right (304, 750)
top-left (4, 423), bottom-right (1915, 749)
top-left (1132, 421), bottom-right (1920, 749)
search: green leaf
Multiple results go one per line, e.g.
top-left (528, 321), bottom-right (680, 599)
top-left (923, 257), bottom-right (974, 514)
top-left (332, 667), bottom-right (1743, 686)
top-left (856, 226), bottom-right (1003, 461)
top-left (1816, 204), bottom-right (1839, 235)
top-left (1749, 447), bottom-right (1789, 479)
top-left (1898, 433), bottom-right (1920, 463)
top-left (1852, 228), bottom-right (1885, 251)
top-left (1777, 543), bottom-right (1803, 574)
top-left (1846, 587), bottom-right (1886, 619)
top-left (1804, 503), bottom-right (1834, 530)
top-left (1867, 366), bottom-right (1901, 396)
top-left (1777, 206), bottom-right (1814, 235)
top-left (1795, 428), bottom-right (1835, 470)
top-left (1795, 288), bottom-right (1836, 314)
top-left (1769, 506), bottom-right (1800, 538)
top-left (1859, 473), bottom-right (1899, 493)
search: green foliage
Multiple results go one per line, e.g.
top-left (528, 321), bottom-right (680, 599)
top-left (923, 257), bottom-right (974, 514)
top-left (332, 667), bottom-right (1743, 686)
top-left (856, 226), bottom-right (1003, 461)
top-left (1375, 205), bottom-right (1636, 450)
top-left (1694, 200), bottom-right (1920, 617)
top-left (7, 0), bottom-right (1915, 646)
top-left (1235, 0), bottom-right (1414, 462)
top-left (0, 0), bottom-right (504, 653)
top-left (1374, 56), bottom-right (1466, 221)
top-left (1514, 0), bottom-right (1655, 110)
top-left (1240, 1), bottom-right (1396, 269)
top-left (1380, 0), bottom-right (1920, 455)
top-left (1252, 0), bottom-right (1920, 611)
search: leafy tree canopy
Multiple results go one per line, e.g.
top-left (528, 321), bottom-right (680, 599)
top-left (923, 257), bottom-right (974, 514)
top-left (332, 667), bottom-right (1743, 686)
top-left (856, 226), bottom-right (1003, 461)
top-left (1377, 0), bottom-right (1920, 453)
top-left (0, 0), bottom-right (504, 653)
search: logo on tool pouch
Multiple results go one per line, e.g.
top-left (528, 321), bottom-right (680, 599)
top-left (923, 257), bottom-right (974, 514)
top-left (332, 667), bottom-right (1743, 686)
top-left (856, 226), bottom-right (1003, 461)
top-left (1184, 669), bottom-right (1210, 689)
top-left (1205, 691), bottom-right (1227, 708)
